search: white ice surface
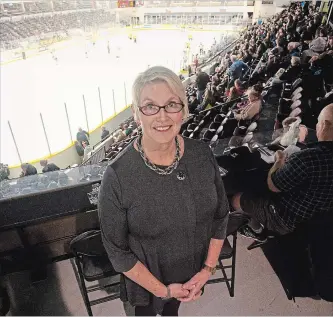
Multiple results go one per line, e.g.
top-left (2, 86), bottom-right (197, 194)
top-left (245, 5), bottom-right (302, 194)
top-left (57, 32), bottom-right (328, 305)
top-left (1, 30), bottom-right (220, 165)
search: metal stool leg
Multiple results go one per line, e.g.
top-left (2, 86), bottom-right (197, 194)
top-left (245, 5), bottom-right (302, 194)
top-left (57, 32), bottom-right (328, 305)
top-left (72, 258), bottom-right (93, 316)
top-left (230, 233), bottom-right (237, 297)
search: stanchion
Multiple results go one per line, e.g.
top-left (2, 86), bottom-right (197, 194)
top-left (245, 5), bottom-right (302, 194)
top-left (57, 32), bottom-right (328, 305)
top-left (82, 94), bottom-right (89, 132)
top-left (7, 121), bottom-right (22, 164)
top-left (40, 113), bottom-right (52, 156)
top-left (64, 102), bottom-right (73, 143)
top-left (124, 82), bottom-right (128, 107)
top-left (98, 87), bottom-right (104, 123)
top-left (112, 89), bottom-right (116, 115)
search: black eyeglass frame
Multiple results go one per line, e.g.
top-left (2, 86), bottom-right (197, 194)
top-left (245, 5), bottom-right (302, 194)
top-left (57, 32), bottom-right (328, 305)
top-left (138, 102), bottom-right (184, 116)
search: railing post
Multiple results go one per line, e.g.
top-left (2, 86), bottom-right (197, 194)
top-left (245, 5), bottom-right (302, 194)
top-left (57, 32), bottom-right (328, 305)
top-left (124, 82), bottom-right (128, 107)
top-left (64, 102), bottom-right (73, 143)
top-left (7, 121), bottom-right (22, 164)
top-left (82, 94), bottom-right (89, 132)
top-left (98, 86), bottom-right (104, 123)
top-left (40, 113), bottom-right (52, 156)
top-left (112, 89), bottom-right (116, 115)
top-left (327, 2), bottom-right (333, 25)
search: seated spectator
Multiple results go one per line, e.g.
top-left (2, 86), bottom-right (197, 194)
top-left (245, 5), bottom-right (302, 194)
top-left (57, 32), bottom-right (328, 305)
top-left (20, 163), bottom-right (37, 177)
top-left (287, 41), bottom-right (301, 57)
top-left (233, 84), bottom-right (263, 122)
top-left (40, 160), bottom-right (60, 173)
top-left (113, 129), bottom-right (126, 142)
top-left (309, 36), bottom-right (333, 87)
top-left (326, 34), bottom-right (333, 52)
top-left (232, 104), bottom-right (333, 240)
top-left (0, 163), bottom-right (10, 182)
top-left (195, 87), bottom-right (215, 113)
top-left (301, 28), bottom-right (327, 63)
top-left (219, 52), bottom-right (231, 73)
top-left (188, 95), bottom-right (200, 113)
top-left (76, 127), bottom-right (89, 146)
top-left (242, 48), bottom-right (255, 64)
top-left (101, 126), bottom-right (110, 141)
top-left (195, 68), bottom-right (210, 103)
top-left (119, 123), bottom-right (132, 136)
top-left (82, 141), bottom-right (93, 161)
top-left (278, 56), bottom-right (302, 82)
top-left (226, 79), bottom-right (245, 102)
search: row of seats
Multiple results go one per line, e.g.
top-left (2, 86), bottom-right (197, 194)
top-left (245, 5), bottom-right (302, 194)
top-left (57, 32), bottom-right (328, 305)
top-left (0, 10), bottom-right (115, 44)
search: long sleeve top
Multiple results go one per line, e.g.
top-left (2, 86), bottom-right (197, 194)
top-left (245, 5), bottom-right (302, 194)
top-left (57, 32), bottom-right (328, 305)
top-left (98, 137), bottom-right (229, 311)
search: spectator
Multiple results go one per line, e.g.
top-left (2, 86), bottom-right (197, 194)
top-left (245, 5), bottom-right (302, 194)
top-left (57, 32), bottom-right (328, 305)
top-left (40, 160), bottom-right (60, 173)
top-left (233, 84), bottom-right (263, 122)
top-left (232, 104), bottom-right (333, 240)
top-left (0, 163), bottom-right (10, 182)
top-left (301, 28), bottom-right (328, 63)
top-left (195, 68), bottom-right (210, 103)
top-left (99, 66), bottom-right (229, 315)
top-left (278, 56), bottom-right (302, 82)
top-left (74, 141), bottom-right (84, 158)
top-left (76, 127), bottom-right (89, 146)
top-left (82, 141), bottom-right (93, 161)
top-left (326, 34), bottom-right (333, 52)
top-left (195, 86), bottom-right (215, 113)
top-left (228, 55), bottom-right (249, 86)
top-left (101, 126), bottom-right (110, 141)
top-left (226, 79), bottom-right (245, 102)
top-left (20, 163), bottom-right (37, 177)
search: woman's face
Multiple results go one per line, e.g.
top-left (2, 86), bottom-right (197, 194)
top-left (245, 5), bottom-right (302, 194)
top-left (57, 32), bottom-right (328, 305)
top-left (136, 82), bottom-right (183, 145)
top-left (249, 92), bottom-right (258, 102)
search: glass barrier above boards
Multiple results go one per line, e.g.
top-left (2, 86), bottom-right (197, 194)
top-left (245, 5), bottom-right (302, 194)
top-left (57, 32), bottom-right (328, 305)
top-left (0, 162), bottom-right (110, 201)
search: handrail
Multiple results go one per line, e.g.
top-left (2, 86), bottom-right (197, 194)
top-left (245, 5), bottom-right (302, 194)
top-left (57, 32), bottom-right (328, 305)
top-left (199, 38), bottom-right (240, 69)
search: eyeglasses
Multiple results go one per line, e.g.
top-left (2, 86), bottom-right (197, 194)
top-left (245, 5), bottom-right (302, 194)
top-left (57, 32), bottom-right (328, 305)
top-left (139, 102), bottom-right (184, 116)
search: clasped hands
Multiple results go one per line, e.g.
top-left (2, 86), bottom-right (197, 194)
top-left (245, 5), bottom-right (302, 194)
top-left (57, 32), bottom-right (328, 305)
top-left (166, 269), bottom-right (211, 302)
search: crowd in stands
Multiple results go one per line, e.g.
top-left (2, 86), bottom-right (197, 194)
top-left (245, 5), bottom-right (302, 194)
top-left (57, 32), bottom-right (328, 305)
top-left (0, 10), bottom-right (115, 45)
top-left (186, 1), bottom-right (333, 132)
top-left (180, 1), bottom-right (333, 243)
top-left (2, 2), bottom-right (333, 184)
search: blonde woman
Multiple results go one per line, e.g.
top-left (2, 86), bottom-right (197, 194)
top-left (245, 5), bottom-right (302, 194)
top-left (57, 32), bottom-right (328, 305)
top-left (99, 66), bottom-right (229, 316)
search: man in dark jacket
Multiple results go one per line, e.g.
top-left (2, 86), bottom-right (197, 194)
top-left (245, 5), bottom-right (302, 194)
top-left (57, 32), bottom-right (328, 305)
top-left (40, 160), bottom-right (60, 173)
top-left (101, 126), bottom-right (110, 141)
top-left (278, 56), bottom-right (303, 82)
top-left (195, 69), bottom-right (210, 103)
top-left (20, 163), bottom-right (37, 177)
top-left (76, 127), bottom-right (89, 146)
top-left (228, 56), bottom-right (249, 85)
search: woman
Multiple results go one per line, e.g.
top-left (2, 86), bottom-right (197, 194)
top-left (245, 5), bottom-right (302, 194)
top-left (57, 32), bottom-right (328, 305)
top-left (195, 86), bottom-right (215, 113)
top-left (233, 84), bottom-right (263, 122)
top-left (99, 66), bottom-right (229, 316)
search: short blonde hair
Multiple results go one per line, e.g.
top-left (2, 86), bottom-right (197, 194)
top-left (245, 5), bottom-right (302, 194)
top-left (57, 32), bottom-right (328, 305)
top-left (291, 56), bottom-right (300, 66)
top-left (132, 66), bottom-right (189, 119)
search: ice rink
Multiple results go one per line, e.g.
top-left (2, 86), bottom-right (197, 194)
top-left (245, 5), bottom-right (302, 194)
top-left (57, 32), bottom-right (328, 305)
top-left (1, 29), bottom-right (221, 166)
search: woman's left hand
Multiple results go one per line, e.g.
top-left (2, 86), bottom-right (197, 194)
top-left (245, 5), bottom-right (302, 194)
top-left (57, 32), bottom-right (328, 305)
top-left (177, 270), bottom-right (211, 302)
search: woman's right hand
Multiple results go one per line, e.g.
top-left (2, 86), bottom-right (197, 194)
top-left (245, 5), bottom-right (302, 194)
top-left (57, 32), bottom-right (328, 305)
top-left (168, 283), bottom-right (190, 299)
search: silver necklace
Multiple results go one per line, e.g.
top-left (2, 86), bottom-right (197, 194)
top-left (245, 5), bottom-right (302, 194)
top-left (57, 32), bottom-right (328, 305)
top-left (137, 136), bottom-right (181, 175)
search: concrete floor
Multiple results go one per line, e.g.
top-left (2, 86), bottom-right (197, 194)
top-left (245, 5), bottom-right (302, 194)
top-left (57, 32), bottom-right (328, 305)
top-left (4, 235), bottom-right (333, 316)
